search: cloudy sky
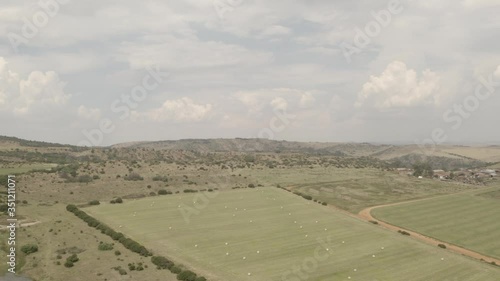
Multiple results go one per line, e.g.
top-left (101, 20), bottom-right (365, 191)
top-left (1, 0), bottom-right (499, 146)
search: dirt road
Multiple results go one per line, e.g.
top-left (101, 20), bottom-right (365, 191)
top-left (358, 202), bottom-right (500, 265)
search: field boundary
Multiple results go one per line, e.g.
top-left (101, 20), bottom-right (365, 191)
top-left (359, 197), bottom-right (500, 266)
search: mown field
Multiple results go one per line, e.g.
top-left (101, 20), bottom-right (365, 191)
top-left (250, 167), bottom-right (476, 213)
top-left (87, 188), bottom-right (500, 281)
top-left (372, 186), bottom-right (500, 260)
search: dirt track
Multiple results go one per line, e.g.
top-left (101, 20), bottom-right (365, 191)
top-left (358, 201), bottom-right (500, 265)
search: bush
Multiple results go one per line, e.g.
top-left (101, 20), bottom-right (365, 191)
top-left (438, 244), bottom-right (447, 249)
top-left (152, 175), bottom-right (168, 182)
top-left (89, 200), bottom-right (100, 206)
top-left (98, 242), bottom-right (114, 251)
top-left (124, 172), bottom-right (144, 181)
top-left (64, 261), bottom-right (74, 268)
top-left (115, 197), bottom-right (123, 204)
top-left (248, 184), bottom-right (255, 188)
top-left (369, 220), bottom-right (378, 224)
top-left (151, 256), bottom-right (174, 270)
top-left (115, 250), bottom-right (121, 256)
top-left (398, 230), bottom-right (411, 236)
top-left (21, 244), bottom-right (38, 255)
top-left (67, 254), bottom-right (79, 263)
top-left (194, 277), bottom-right (207, 281)
top-left (177, 270), bottom-right (197, 281)
top-left (302, 195), bottom-right (313, 200)
top-left (171, 266), bottom-right (182, 274)
top-left (321, 202), bottom-right (327, 206)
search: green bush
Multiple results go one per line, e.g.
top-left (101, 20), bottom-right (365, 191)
top-left (21, 244), bottom-right (38, 255)
top-left (177, 270), bottom-right (197, 281)
top-left (89, 200), bottom-right (100, 206)
top-left (171, 266), bottom-right (182, 274)
top-left (438, 244), bottom-right (447, 249)
top-left (98, 242), bottom-right (114, 251)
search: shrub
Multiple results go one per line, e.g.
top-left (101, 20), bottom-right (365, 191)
top-left (302, 195), bottom-right (313, 200)
top-left (98, 242), bottom-right (114, 251)
top-left (158, 189), bottom-right (168, 195)
top-left (248, 184), bottom-right (255, 188)
top-left (124, 172), bottom-right (144, 181)
top-left (438, 244), bottom-right (447, 249)
top-left (151, 256), bottom-right (174, 270)
top-left (321, 202), bottom-right (327, 206)
top-left (398, 230), bottom-right (411, 236)
top-left (369, 220), bottom-right (378, 224)
top-left (115, 197), bottom-right (123, 204)
top-left (115, 250), bottom-right (121, 256)
top-left (177, 270), bottom-right (197, 281)
top-left (171, 266), bottom-right (182, 274)
top-left (64, 261), bottom-right (74, 268)
top-left (195, 277), bottom-right (207, 281)
top-left (21, 244), bottom-right (38, 255)
top-left (67, 254), bottom-right (79, 263)
top-left (89, 200), bottom-right (100, 206)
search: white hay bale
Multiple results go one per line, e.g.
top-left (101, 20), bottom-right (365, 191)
top-left (305, 234), bottom-right (308, 237)
top-left (381, 247), bottom-right (384, 250)
top-left (225, 242), bottom-right (228, 245)
top-left (372, 255), bottom-right (376, 258)
top-left (226, 252), bottom-right (229, 256)
top-left (342, 241), bottom-right (345, 244)
top-left (248, 273), bottom-right (251, 276)
top-left (300, 226), bottom-right (303, 229)
top-left (243, 257), bottom-right (246, 260)
top-left (195, 244), bottom-right (198, 247)
top-left (256, 250), bottom-right (260, 254)
top-left (353, 269), bottom-right (357, 272)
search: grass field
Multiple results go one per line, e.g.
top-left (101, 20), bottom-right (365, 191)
top-left (87, 188), bottom-right (500, 281)
top-left (249, 167), bottom-right (474, 213)
top-left (372, 187), bottom-right (500, 260)
top-left (0, 163), bottom-right (56, 175)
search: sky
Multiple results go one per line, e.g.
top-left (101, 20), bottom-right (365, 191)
top-left (0, 0), bottom-right (499, 146)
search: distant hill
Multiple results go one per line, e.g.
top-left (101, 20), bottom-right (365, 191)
top-left (2, 135), bottom-right (500, 170)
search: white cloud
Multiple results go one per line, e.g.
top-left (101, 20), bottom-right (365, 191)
top-left (299, 92), bottom-right (316, 108)
top-left (270, 97), bottom-right (288, 111)
top-left (142, 97), bottom-right (212, 122)
top-left (78, 105), bottom-right (101, 121)
top-left (116, 35), bottom-right (274, 70)
top-left (0, 57), bottom-right (69, 115)
top-left (235, 88), bottom-right (320, 114)
top-left (356, 61), bottom-right (441, 109)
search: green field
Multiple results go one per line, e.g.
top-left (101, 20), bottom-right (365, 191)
top-left (87, 188), bottom-right (500, 281)
top-left (254, 168), bottom-right (472, 213)
top-left (0, 163), bottom-right (56, 175)
top-left (373, 187), bottom-right (500, 260)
